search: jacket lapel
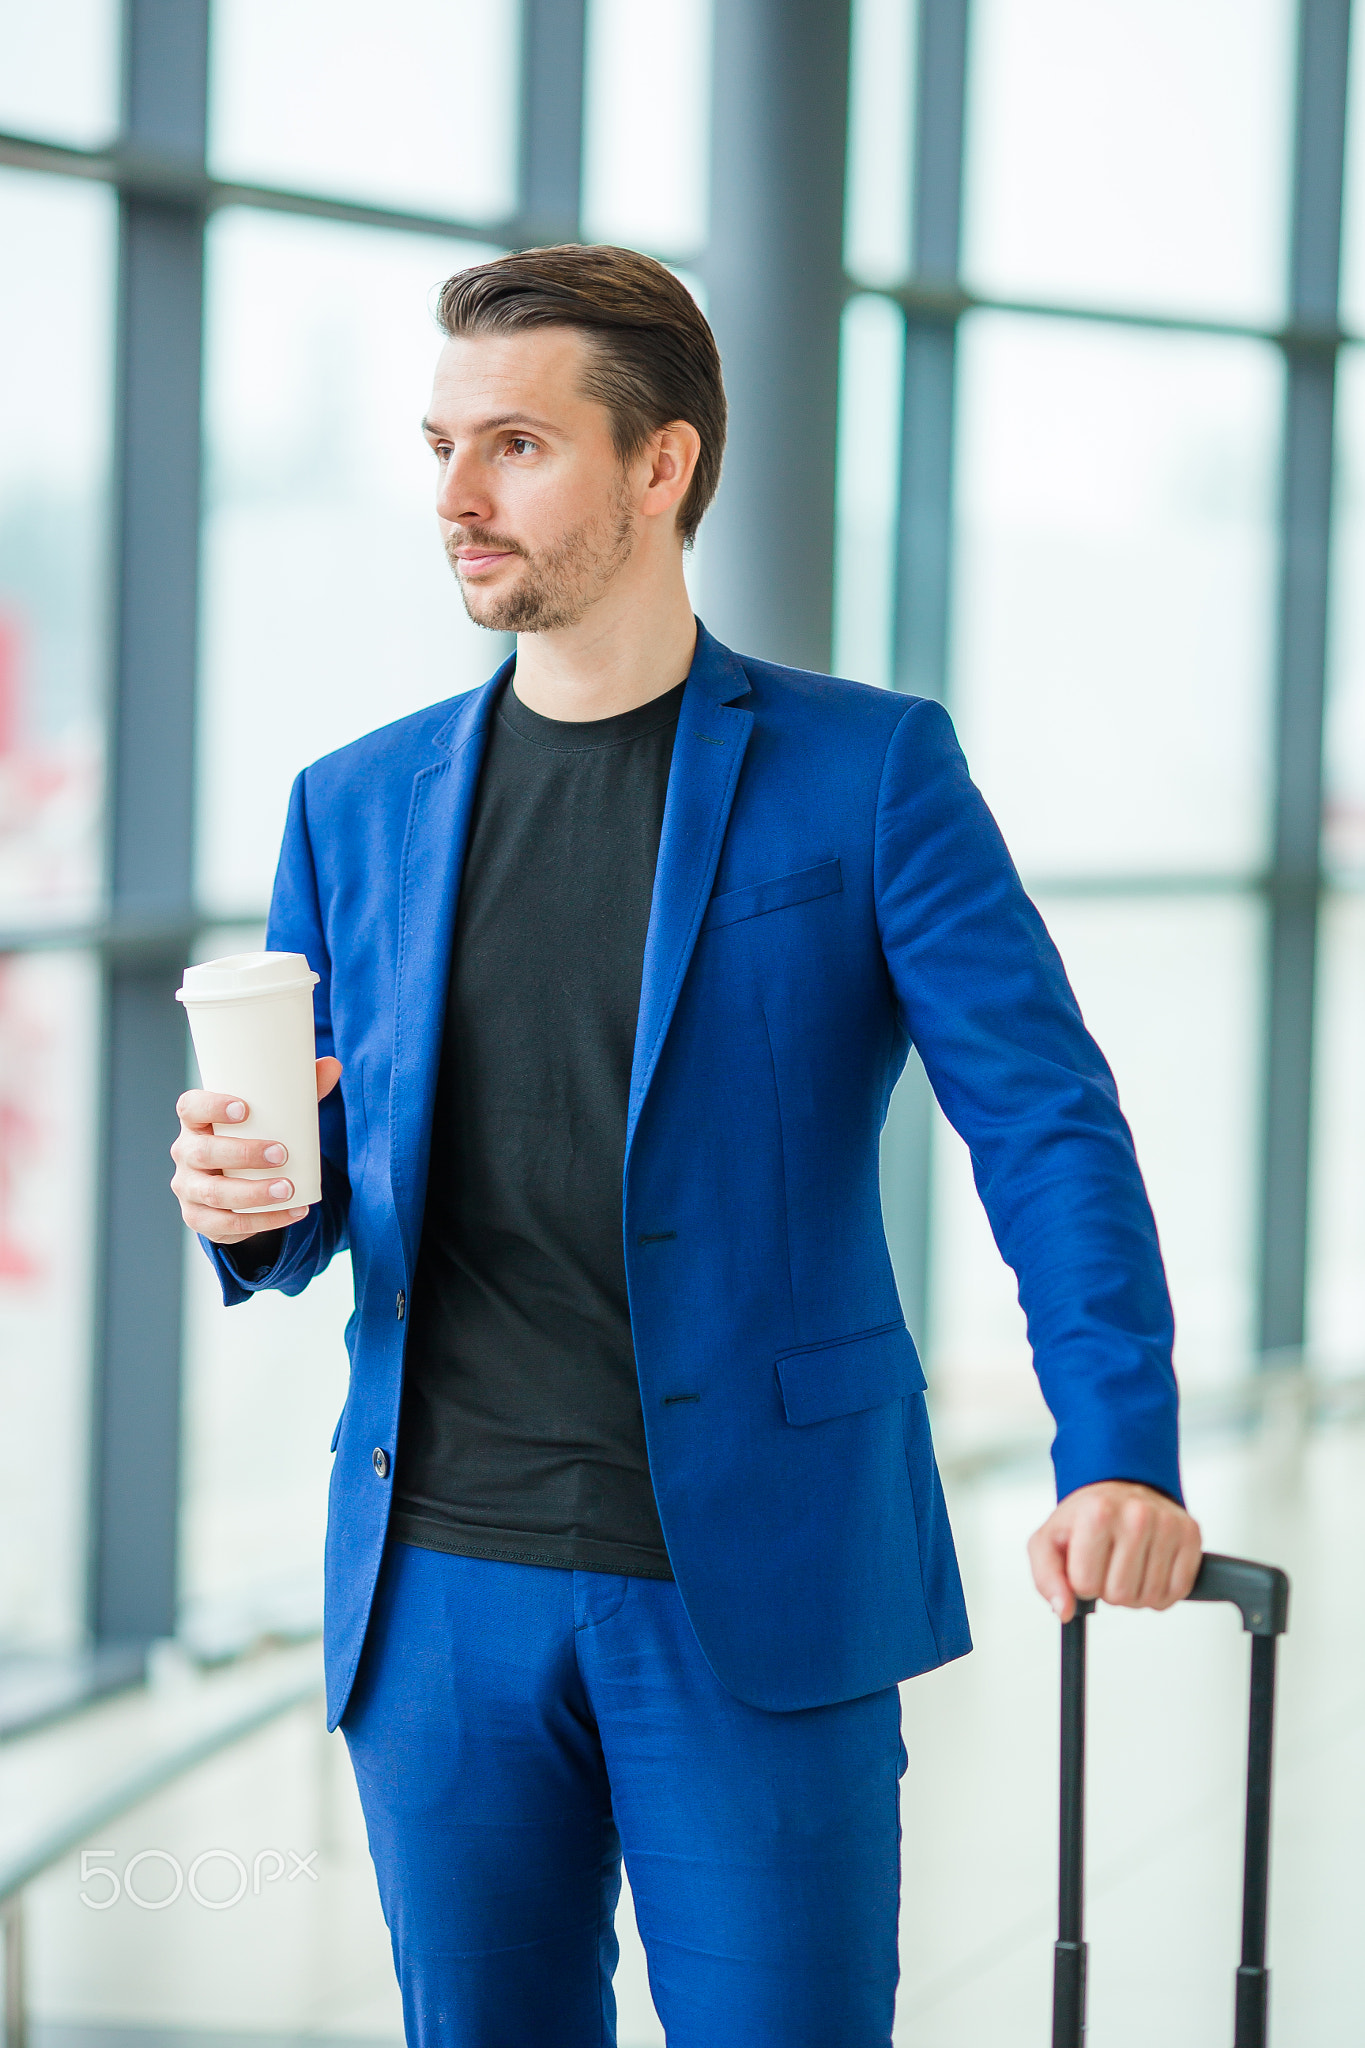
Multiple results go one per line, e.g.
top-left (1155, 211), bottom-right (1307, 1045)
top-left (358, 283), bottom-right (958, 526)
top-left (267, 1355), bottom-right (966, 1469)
top-left (627, 622), bottom-right (753, 1154)
top-left (389, 658), bottom-right (510, 1268)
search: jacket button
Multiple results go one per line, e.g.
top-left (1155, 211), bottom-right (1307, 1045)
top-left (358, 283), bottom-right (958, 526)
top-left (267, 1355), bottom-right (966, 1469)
top-left (373, 1448), bottom-right (390, 1478)
top-left (396, 1290), bottom-right (406, 1320)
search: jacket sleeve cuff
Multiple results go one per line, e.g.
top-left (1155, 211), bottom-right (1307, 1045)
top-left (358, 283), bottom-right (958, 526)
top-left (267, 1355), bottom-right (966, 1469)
top-left (1051, 1409), bottom-right (1185, 1508)
top-left (200, 1231), bottom-right (292, 1306)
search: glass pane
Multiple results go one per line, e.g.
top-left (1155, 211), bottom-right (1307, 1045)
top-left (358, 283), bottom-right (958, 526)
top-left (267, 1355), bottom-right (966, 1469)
top-left (844, 0), bottom-right (916, 288)
top-left (198, 210), bottom-right (506, 920)
top-left (178, 922), bottom-right (354, 1655)
top-left (1307, 893), bottom-right (1365, 1374)
top-left (1325, 347), bottom-right (1365, 880)
top-left (0, 950), bottom-right (99, 1654)
top-left (209, 0), bottom-right (520, 223)
top-left (181, 1242), bottom-right (354, 1653)
top-left (951, 314), bottom-right (1281, 880)
top-left (0, 171), bottom-right (114, 929)
top-left (928, 895), bottom-right (1262, 1436)
top-left (0, 0), bottom-right (120, 148)
top-left (961, 0), bottom-right (1295, 323)
top-left (582, 0), bottom-right (713, 257)
top-left (834, 293), bottom-right (904, 692)
top-left (1336, 10), bottom-right (1365, 334)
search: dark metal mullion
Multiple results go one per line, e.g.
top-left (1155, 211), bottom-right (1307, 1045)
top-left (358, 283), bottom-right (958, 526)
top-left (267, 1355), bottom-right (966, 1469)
top-left (1256, 0), bottom-right (1352, 1362)
top-left (519, 0), bottom-right (587, 241)
top-left (3, 126), bottom-right (1359, 354)
top-left (87, 0), bottom-right (212, 1654)
top-left (0, 128), bottom-right (515, 244)
top-left (881, 276), bottom-right (1345, 351)
top-left (880, 0), bottom-right (972, 1349)
top-left (701, 0), bottom-right (852, 673)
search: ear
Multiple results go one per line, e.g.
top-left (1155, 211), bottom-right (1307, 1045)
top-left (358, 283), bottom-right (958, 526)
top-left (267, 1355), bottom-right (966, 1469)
top-left (639, 420), bottom-right (702, 528)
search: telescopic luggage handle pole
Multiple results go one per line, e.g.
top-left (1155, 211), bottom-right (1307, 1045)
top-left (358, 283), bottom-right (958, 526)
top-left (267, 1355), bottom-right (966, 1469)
top-left (1187, 1554), bottom-right (1290, 2048)
top-left (1050, 1555), bottom-right (1289, 2048)
top-left (1052, 1598), bottom-right (1095, 2048)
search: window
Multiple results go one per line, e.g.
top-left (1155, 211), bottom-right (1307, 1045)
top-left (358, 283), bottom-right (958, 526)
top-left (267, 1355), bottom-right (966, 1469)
top-left (952, 316), bottom-right (1280, 879)
top-left (209, 0), bottom-right (521, 222)
top-left (0, 949), bottom-right (100, 1653)
top-left (0, 0), bottom-right (1352, 1685)
top-left (0, 171), bottom-right (115, 929)
top-left (0, 0), bottom-right (120, 149)
top-left (197, 210), bottom-right (501, 918)
top-left (581, 0), bottom-right (713, 258)
top-left (961, 0), bottom-right (1296, 322)
top-left (844, 0), bottom-right (917, 288)
top-left (834, 293), bottom-right (905, 691)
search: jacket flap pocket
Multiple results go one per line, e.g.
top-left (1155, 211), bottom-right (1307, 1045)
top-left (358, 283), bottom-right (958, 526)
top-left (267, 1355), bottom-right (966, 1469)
top-left (700, 857), bottom-right (842, 933)
top-left (776, 1320), bottom-right (926, 1426)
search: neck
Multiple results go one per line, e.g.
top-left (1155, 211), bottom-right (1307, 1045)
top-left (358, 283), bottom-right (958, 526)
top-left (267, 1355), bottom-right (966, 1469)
top-left (509, 554), bottom-right (697, 721)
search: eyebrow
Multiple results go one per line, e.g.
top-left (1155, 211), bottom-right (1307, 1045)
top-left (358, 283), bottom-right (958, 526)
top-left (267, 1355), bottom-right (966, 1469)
top-left (420, 412), bottom-right (559, 438)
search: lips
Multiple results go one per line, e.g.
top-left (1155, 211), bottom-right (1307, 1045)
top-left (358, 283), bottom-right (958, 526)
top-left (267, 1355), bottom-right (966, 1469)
top-left (456, 549), bottom-right (514, 573)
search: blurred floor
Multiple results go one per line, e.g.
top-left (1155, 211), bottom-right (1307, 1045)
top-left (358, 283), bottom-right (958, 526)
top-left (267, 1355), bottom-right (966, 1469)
top-left (18, 1403), bottom-right (1365, 2046)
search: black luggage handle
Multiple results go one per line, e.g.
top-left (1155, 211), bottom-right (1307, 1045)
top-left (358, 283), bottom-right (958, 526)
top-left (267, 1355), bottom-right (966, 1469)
top-left (1053, 1553), bottom-right (1290, 2048)
top-left (1186, 1553), bottom-right (1290, 1638)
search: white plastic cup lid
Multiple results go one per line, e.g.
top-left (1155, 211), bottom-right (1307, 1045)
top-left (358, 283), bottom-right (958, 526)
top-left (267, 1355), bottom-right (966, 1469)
top-left (176, 951), bottom-right (321, 1004)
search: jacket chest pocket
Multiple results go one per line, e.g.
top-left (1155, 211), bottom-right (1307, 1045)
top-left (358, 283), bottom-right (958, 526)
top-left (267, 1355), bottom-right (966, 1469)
top-left (701, 857), bottom-right (843, 934)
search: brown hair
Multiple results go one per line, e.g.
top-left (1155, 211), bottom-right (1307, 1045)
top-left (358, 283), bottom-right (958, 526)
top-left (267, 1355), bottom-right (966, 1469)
top-left (435, 244), bottom-right (726, 546)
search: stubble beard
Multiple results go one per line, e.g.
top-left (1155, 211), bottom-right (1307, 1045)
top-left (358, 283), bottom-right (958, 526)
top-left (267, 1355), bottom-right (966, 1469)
top-left (445, 483), bottom-right (637, 634)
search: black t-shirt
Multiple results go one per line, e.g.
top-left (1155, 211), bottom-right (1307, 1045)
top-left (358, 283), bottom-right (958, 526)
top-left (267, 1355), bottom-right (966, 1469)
top-left (389, 673), bottom-right (685, 1579)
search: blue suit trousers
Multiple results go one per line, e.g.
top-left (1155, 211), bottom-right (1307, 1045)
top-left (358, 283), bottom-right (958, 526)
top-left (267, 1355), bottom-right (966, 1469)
top-left (339, 1538), bottom-right (908, 2045)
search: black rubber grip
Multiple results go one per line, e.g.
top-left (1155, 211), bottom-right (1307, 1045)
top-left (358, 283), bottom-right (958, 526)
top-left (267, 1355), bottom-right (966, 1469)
top-left (1187, 1553), bottom-right (1290, 1637)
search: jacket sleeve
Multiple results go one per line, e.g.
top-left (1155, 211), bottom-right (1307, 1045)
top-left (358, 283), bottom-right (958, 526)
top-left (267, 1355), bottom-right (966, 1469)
top-left (873, 696), bottom-right (1182, 1504)
top-left (200, 767), bottom-right (352, 1307)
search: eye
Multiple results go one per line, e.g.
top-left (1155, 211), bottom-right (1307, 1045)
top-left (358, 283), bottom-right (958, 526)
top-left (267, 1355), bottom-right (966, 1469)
top-left (430, 441), bottom-right (452, 464)
top-left (506, 436), bottom-right (538, 457)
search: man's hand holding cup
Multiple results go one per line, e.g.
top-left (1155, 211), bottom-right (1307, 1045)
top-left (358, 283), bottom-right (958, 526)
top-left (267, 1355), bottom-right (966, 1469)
top-left (171, 1059), bottom-right (342, 1244)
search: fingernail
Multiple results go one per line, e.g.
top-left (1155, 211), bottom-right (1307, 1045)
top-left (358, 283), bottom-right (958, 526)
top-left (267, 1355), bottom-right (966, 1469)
top-left (263, 1144), bottom-right (287, 1165)
top-left (268, 1180), bottom-right (293, 1200)
top-left (226, 1101), bottom-right (247, 1121)
top-left (1051, 1595), bottom-right (1066, 1617)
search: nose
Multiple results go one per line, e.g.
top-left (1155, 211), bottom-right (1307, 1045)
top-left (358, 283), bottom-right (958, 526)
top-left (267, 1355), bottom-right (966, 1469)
top-left (436, 445), bottom-right (493, 529)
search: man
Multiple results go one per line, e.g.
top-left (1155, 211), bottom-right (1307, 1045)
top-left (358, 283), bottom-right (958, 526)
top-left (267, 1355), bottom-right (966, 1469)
top-left (171, 245), bottom-right (1201, 2045)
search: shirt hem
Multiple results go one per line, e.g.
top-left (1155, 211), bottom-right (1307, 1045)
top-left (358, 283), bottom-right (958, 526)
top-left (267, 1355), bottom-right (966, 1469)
top-left (388, 1509), bottom-right (676, 1581)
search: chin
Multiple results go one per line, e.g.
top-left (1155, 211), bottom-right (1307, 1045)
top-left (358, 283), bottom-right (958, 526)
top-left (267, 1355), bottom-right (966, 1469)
top-left (458, 575), bottom-right (518, 632)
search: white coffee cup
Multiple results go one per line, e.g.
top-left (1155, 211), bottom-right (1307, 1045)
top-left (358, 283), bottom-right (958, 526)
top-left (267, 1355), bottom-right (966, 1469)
top-left (176, 951), bottom-right (323, 1211)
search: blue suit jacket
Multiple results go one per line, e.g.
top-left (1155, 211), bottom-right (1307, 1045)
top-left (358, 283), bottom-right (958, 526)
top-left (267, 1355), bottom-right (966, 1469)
top-left (204, 621), bottom-right (1181, 1731)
